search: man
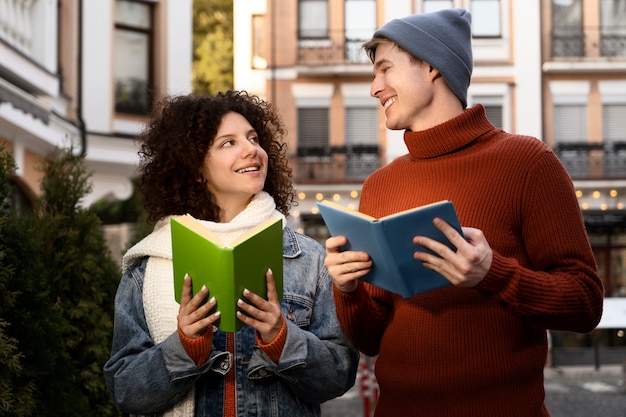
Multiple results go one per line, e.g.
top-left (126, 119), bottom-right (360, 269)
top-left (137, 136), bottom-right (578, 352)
top-left (324, 9), bottom-right (603, 417)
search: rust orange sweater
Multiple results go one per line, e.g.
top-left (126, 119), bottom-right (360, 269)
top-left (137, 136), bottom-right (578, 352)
top-left (333, 105), bottom-right (603, 417)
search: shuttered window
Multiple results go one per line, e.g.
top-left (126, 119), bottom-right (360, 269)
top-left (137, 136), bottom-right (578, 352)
top-left (554, 104), bottom-right (587, 142)
top-left (553, 104), bottom-right (588, 177)
top-left (603, 103), bottom-right (626, 176)
top-left (297, 107), bottom-right (329, 150)
top-left (484, 104), bottom-right (503, 129)
top-left (603, 104), bottom-right (626, 143)
top-left (345, 107), bottom-right (377, 146)
top-left (345, 107), bottom-right (378, 178)
top-left (473, 95), bottom-right (503, 129)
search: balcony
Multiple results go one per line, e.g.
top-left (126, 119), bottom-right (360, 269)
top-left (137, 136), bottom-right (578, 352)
top-left (553, 142), bottom-right (626, 179)
top-left (0, 0), bottom-right (59, 95)
top-left (552, 26), bottom-right (626, 58)
top-left (296, 144), bottom-right (379, 182)
top-left (296, 31), bottom-right (372, 75)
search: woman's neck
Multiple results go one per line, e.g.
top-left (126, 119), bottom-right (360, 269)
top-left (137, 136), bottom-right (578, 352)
top-left (217, 195), bottom-right (255, 223)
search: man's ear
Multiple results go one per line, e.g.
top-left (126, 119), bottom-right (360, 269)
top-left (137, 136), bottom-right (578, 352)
top-left (428, 65), bottom-right (442, 81)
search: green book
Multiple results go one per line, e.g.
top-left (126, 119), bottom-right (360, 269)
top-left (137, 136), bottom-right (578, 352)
top-left (170, 215), bottom-right (284, 332)
top-left (316, 200), bottom-right (463, 298)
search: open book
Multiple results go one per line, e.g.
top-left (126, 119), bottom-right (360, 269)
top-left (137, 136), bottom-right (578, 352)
top-left (170, 215), bottom-right (284, 332)
top-left (317, 200), bottom-right (462, 297)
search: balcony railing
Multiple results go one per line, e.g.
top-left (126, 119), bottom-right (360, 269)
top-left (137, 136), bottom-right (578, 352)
top-left (0, 0), bottom-right (35, 56)
top-left (553, 142), bottom-right (626, 178)
top-left (297, 32), bottom-right (371, 65)
top-left (296, 144), bottom-right (379, 181)
top-left (552, 26), bottom-right (626, 58)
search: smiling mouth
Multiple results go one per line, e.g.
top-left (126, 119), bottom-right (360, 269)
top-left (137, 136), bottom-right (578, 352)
top-left (383, 97), bottom-right (397, 110)
top-left (236, 166), bottom-right (260, 173)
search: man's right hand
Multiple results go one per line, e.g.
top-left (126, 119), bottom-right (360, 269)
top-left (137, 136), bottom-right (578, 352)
top-left (324, 235), bottom-right (373, 293)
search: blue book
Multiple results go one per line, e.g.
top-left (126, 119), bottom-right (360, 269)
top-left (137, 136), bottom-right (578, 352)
top-left (316, 200), bottom-right (463, 298)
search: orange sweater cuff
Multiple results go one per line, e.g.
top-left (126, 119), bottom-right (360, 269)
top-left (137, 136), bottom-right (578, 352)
top-left (178, 325), bottom-right (213, 367)
top-left (256, 316), bottom-right (287, 363)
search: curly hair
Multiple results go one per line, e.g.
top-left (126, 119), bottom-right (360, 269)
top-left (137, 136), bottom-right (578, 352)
top-left (137, 91), bottom-right (294, 223)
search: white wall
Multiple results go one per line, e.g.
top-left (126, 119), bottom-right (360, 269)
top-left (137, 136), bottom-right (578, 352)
top-left (165, 0), bottom-right (193, 96)
top-left (512, 0), bottom-right (542, 139)
top-left (82, 0), bottom-right (114, 133)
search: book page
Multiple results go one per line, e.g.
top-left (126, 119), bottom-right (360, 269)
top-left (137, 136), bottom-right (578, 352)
top-left (318, 200), bottom-right (376, 221)
top-left (172, 214), bottom-right (224, 246)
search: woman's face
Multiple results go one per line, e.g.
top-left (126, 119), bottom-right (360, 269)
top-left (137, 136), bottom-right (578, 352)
top-left (200, 111), bottom-right (268, 213)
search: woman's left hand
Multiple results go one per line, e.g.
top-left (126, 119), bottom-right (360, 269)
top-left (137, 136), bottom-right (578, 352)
top-left (236, 268), bottom-right (284, 344)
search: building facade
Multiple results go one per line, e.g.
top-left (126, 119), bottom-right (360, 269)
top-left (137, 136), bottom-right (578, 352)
top-left (234, 0), bottom-right (625, 362)
top-left (1, 0), bottom-right (192, 210)
top-left (540, 0), bottom-right (626, 363)
top-left (234, 0), bottom-right (541, 234)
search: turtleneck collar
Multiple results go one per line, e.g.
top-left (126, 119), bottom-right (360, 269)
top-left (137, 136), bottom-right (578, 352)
top-left (404, 104), bottom-right (495, 160)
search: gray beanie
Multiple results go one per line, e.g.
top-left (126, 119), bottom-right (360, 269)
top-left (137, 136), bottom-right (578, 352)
top-left (373, 8), bottom-right (473, 108)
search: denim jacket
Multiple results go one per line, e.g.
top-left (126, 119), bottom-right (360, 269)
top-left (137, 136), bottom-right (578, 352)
top-left (104, 227), bottom-right (359, 417)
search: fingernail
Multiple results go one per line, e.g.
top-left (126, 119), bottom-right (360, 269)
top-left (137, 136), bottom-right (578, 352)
top-left (201, 285), bottom-right (207, 292)
top-left (267, 268), bottom-right (273, 276)
top-left (209, 296), bottom-right (216, 304)
top-left (184, 273), bottom-right (190, 280)
top-left (214, 311), bottom-right (221, 318)
top-left (237, 298), bottom-right (244, 306)
top-left (243, 288), bottom-right (250, 296)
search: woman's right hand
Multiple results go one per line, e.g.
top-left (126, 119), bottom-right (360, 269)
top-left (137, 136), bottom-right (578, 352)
top-left (324, 235), bottom-right (373, 293)
top-left (177, 274), bottom-right (221, 338)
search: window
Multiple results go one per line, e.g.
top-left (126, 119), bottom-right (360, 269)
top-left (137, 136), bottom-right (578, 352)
top-left (475, 96), bottom-right (503, 128)
top-left (421, 0), bottom-right (453, 13)
top-left (470, 0), bottom-right (501, 38)
top-left (554, 104), bottom-right (587, 142)
top-left (551, 0), bottom-right (583, 57)
top-left (299, 0), bottom-right (328, 38)
top-left (600, 81), bottom-right (626, 176)
top-left (345, 0), bottom-right (376, 62)
top-left (345, 106), bottom-right (378, 178)
top-left (297, 107), bottom-right (330, 155)
top-left (603, 104), bottom-right (626, 143)
top-left (600, 0), bottom-right (626, 56)
top-left (603, 103), bottom-right (626, 176)
top-left (294, 84), bottom-right (333, 158)
top-left (114, 0), bottom-right (153, 115)
top-left (553, 104), bottom-right (588, 177)
top-left (251, 14), bottom-right (266, 69)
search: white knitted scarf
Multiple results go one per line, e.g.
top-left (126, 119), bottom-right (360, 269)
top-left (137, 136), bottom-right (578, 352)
top-left (121, 192), bottom-right (284, 417)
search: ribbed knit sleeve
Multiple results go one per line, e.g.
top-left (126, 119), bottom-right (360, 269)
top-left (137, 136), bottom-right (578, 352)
top-left (332, 282), bottom-right (394, 356)
top-left (178, 325), bottom-right (213, 367)
top-left (474, 146), bottom-right (603, 332)
top-left (256, 316), bottom-right (287, 363)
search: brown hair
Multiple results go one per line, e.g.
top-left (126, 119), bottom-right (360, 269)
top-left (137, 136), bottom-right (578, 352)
top-left (362, 37), bottom-right (422, 65)
top-left (137, 91), bottom-right (294, 223)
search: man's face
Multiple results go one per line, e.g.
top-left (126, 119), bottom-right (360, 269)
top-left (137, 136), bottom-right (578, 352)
top-left (369, 43), bottom-right (435, 132)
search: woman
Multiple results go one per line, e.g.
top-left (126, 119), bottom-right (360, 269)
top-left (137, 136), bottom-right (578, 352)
top-left (104, 91), bottom-right (358, 417)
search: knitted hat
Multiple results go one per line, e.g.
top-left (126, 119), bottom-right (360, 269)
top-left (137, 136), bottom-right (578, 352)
top-left (373, 8), bottom-right (473, 108)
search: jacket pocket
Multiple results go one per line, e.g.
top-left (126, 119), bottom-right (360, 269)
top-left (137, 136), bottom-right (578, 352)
top-left (281, 294), bottom-right (313, 328)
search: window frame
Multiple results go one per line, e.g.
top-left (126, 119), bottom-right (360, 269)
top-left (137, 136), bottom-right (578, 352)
top-left (298, 0), bottom-right (329, 39)
top-left (113, 0), bottom-right (155, 115)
